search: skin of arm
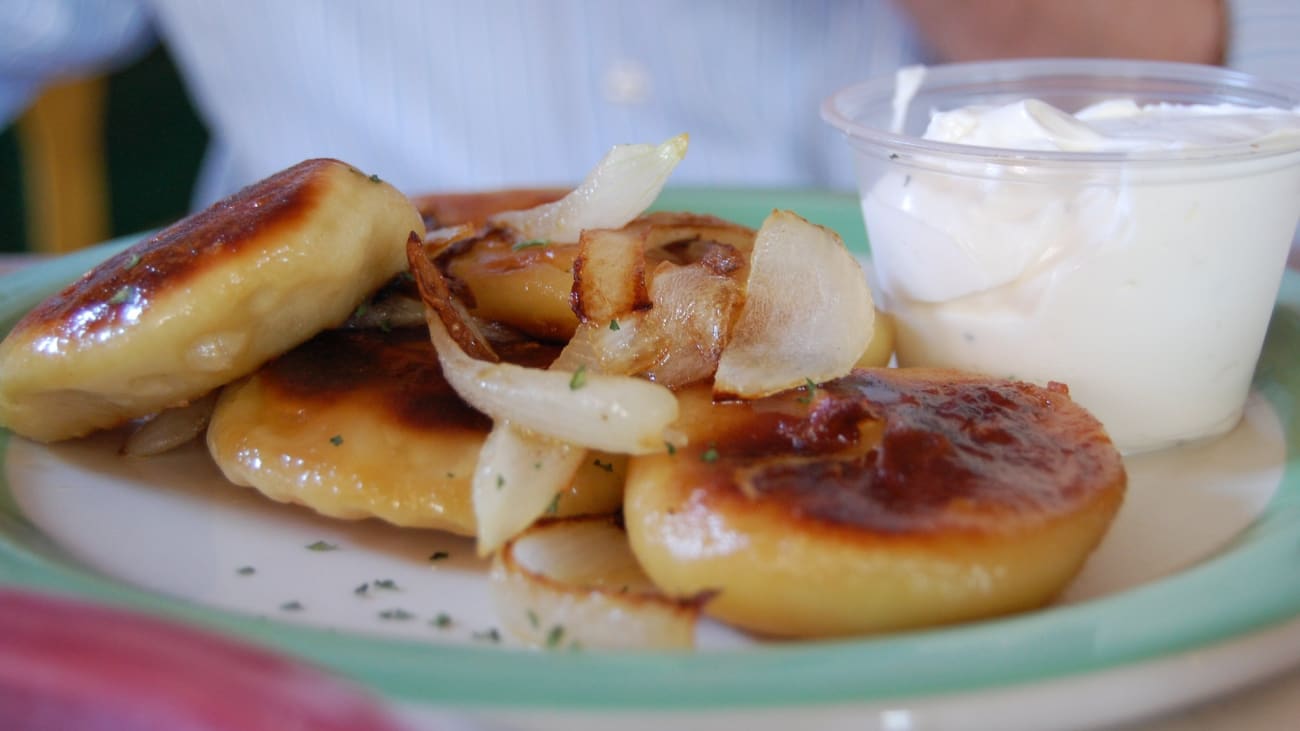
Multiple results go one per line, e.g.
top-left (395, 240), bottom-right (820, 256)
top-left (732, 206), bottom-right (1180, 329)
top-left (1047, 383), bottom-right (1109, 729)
top-left (896, 0), bottom-right (1226, 65)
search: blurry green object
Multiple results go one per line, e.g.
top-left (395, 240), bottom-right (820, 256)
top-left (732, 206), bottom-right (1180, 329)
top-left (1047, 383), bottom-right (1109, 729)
top-left (105, 43), bottom-right (207, 236)
top-left (0, 43), bottom-right (206, 254)
top-left (0, 130), bottom-right (24, 253)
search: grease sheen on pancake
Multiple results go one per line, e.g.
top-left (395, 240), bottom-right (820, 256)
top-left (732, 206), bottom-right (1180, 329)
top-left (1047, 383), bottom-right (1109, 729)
top-left (207, 327), bottom-right (625, 533)
top-left (0, 159), bottom-right (424, 441)
top-left (624, 368), bottom-right (1126, 637)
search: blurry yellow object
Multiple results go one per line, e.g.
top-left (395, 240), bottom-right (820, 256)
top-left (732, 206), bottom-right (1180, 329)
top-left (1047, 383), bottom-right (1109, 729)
top-left (16, 76), bottom-right (110, 254)
top-left (856, 308), bottom-right (896, 368)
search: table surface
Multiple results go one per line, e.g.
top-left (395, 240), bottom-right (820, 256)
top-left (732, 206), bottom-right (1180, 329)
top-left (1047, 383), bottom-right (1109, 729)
top-left (1, 251), bottom-right (1298, 731)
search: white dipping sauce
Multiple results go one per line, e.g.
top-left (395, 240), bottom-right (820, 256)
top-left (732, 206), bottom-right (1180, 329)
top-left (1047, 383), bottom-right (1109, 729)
top-left (865, 81), bottom-right (1300, 452)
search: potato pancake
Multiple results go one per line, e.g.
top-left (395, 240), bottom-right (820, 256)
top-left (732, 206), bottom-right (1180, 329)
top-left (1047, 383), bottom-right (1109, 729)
top-left (625, 368), bottom-right (1125, 637)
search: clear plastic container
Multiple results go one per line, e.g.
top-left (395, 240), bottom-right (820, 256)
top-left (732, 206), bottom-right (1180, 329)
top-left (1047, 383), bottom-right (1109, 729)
top-left (822, 59), bottom-right (1300, 452)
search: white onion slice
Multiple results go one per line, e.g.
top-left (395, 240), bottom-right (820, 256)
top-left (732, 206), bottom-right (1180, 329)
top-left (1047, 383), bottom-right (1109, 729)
top-left (473, 423), bottom-right (586, 556)
top-left (122, 391), bottom-right (219, 456)
top-left (425, 314), bottom-right (677, 454)
top-left (489, 134), bottom-right (688, 244)
top-left (714, 210), bottom-right (875, 399)
top-left (491, 516), bottom-right (706, 650)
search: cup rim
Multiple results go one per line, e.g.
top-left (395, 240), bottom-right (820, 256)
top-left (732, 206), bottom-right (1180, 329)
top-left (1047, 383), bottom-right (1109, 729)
top-left (820, 58), bottom-right (1300, 166)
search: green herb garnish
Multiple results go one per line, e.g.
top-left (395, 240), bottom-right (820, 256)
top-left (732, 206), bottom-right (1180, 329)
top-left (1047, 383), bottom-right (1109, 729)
top-left (329, 434), bottom-right (344, 446)
top-left (125, 254), bottom-right (141, 270)
top-left (472, 628), bottom-right (501, 643)
top-left (545, 492), bottom-right (561, 515)
top-left (107, 285), bottom-right (137, 305)
top-left (569, 364), bottom-right (588, 390)
top-left (796, 377), bottom-right (818, 404)
top-left (609, 319), bottom-right (620, 331)
top-left (306, 540), bottom-right (338, 552)
top-left (512, 238), bottom-right (549, 251)
top-left (379, 608), bottom-right (414, 621)
top-left (236, 566), bottom-right (256, 576)
top-left (354, 582), bottom-right (370, 596)
top-left (496, 474), bottom-right (505, 490)
top-left (368, 173), bottom-right (382, 183)
top-left (665, 441), bottom-right (677, 456)
top-left (546, 624), bottom-right (566, 648)
top-left (701, 445), bottom-right (719, 463)
top-left (527, 609), bottom-right (540, 629)
top-left (374, 579), bottom-right (398, 591)
top-left (280, 600), bottom-right (304, 612)
top-left (431, 613), bottom-right (452, 628)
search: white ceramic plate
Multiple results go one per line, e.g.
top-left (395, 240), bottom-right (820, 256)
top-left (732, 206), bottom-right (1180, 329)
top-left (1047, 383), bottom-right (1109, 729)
top-left (3, 189), bottom-right (1300, 730)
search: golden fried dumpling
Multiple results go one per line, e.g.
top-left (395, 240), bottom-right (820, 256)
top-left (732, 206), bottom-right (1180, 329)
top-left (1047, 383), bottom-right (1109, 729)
top-left (0, 159), bottom-right (424, 441)
top-left (624, 368), bottom-right (1126, 638)
top-left (207, 327), bottom-right (625, 534)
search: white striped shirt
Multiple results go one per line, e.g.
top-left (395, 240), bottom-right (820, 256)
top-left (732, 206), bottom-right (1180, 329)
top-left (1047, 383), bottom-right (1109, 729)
top-left (2, 1), bottom-right (1298, 203)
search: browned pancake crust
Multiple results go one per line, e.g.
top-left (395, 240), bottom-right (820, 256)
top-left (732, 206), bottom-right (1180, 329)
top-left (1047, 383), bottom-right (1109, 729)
top-left (666, 368), bottom-right (1122, 540)
top-left (625, 367), bottom-right (1125, 636)
top-left (257, 327), bottom-right (557, 435)
top-left (12, 159), bottom-right (357, 344)
top-left (208, 326), bottom-right (624, 532)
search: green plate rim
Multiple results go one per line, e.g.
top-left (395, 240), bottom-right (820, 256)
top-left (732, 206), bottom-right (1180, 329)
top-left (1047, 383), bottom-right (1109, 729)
top-left (2, 187), bottom-right (1299, 711)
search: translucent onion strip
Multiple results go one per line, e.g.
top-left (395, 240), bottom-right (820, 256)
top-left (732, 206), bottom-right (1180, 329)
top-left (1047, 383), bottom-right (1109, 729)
top-left (491, 516), bottom-right (708, 650)
top-left (714, 210), bottom-right (875, 399)
top-left (425, 314), bottom-right (678, 454)
top-left (122, 391), bottom-right (219, 456)
top-left (489, 134), bottom-right (689, 244)
top-left (473, 423), bottom-right (586, 556)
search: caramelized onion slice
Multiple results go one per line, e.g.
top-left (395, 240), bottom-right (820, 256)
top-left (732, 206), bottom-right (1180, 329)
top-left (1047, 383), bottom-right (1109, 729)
top-left (714, 210), bottom-right (875, 399)
top-left (489, 134), bottom-right (689, 244)
top-left (571, 227), bottom-right (650, 324)
top-left (425, 314), bottom-right (677, 454)
top-left (491, 516), bottom-right (706, 650)
top-left (407, 233), bottom-right (498, 362)
top-left (122, 391), bottom-right (219, 456)
top-left (640, 262), bottom-right (743, 388)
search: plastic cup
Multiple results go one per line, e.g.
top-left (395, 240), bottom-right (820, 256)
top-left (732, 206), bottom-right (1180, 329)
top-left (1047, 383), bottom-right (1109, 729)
top-left (822, 59), bottom-right (1300, 452)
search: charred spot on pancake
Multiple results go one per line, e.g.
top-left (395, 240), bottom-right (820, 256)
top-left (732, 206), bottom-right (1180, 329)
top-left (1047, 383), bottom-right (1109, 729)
top-left (257, 327), bottom-right (559, 434)
top-left (682, 369), bottom-right (1122, 536)
top-left (13, 159), bottom-right (344, 343)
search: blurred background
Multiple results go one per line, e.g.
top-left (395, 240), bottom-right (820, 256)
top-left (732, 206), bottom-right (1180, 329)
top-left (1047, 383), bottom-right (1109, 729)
top-left (0, 42), bottom-right (205, 254)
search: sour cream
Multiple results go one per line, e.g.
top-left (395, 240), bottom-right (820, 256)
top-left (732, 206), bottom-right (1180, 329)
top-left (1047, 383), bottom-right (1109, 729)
top-left (864, 87), bottom-right (1300, 452)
